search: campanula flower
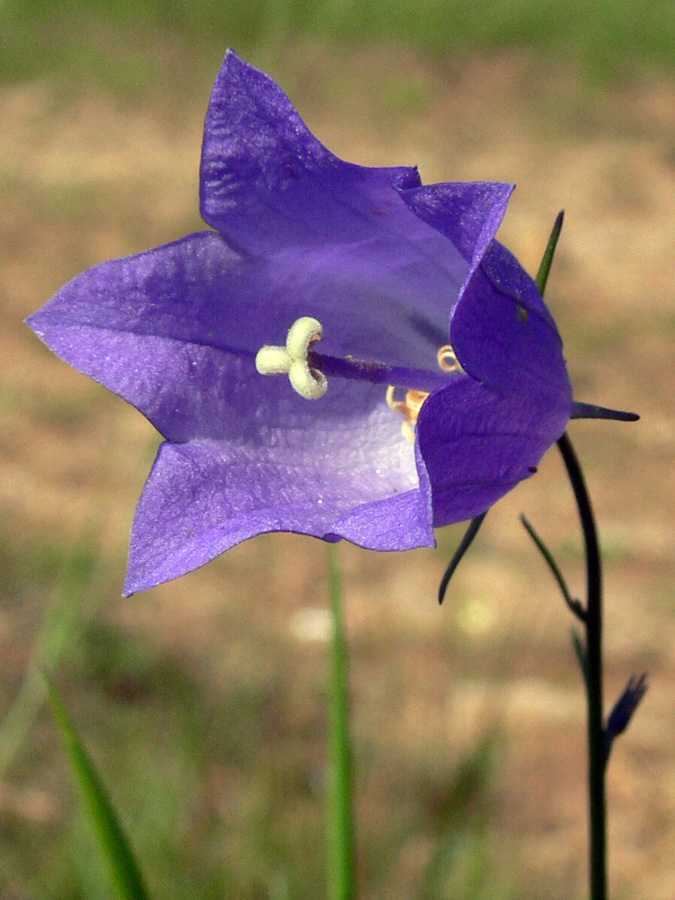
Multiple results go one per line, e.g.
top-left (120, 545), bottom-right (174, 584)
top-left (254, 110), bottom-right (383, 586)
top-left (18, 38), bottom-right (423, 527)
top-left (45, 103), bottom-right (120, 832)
top-left (28, 51), bottom-right (610, 594)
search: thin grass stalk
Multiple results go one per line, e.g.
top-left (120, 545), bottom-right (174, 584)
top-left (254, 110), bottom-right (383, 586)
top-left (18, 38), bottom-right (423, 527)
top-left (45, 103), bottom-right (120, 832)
top-left (326, 544), bottom-right (356, 900)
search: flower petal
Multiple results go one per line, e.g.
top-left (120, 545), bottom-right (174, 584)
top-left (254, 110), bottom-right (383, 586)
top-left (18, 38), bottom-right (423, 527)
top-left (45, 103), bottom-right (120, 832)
top-left (450, 240), bottom-right (570, 398)
top-left (397, 180), bottom-right (514, 271)
top-left (28, 232), bottom-right (244, 442)
top-left (124, 437), bottom-right (434, 594)
top-left (416, 375), bottom-right (570, 527)
top-left (201, 51), bottom-right (440, 258)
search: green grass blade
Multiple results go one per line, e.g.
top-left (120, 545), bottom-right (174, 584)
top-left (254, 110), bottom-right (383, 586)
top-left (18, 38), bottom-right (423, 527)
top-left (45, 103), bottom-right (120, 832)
top-left (45, 677), bottom-right (151, 900)
top-left (326, 545), bottom-right (356, 900)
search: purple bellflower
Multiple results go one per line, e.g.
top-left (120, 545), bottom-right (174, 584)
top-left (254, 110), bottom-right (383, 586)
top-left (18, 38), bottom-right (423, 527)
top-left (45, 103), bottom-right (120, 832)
top-left (28, 51), bottom-right (614, 595)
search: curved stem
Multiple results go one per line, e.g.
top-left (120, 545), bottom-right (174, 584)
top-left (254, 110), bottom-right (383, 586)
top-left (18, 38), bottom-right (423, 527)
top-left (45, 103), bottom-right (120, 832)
top-left (557, 433), bottom-right (607, 900)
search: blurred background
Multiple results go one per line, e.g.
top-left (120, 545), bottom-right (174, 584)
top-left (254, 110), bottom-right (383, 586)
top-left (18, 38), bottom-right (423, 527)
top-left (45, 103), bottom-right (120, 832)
top-left (1, 1), bottom-right (673, 898)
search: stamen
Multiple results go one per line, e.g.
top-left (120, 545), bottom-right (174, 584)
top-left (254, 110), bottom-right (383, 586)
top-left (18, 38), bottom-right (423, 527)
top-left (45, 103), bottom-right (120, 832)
top-left (403, 390), bottom-right (428, 421)
top-left (386, 386), bottom-right (429, 443)
top-left (386, 343), bottom-right (461, 442)
top-left (385, 385), bottom-right (400, 414)
top-left (437, 344), bottom-right (461, 373)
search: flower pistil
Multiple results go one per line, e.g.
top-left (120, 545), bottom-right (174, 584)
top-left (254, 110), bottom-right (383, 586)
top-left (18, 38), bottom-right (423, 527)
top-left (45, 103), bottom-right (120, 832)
top-left (255, 316), bottom-right (328, 400)
top-left (256, 317), bottom-right (462, 440)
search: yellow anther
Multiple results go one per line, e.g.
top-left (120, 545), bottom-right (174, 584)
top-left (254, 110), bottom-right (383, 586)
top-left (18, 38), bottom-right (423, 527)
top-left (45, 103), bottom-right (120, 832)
top-left (386, 343), bottom-right (462, 441)
top-left (386, 386), bottom-right (429, 443)
top-left (437, 344), bottom-right (461, 372)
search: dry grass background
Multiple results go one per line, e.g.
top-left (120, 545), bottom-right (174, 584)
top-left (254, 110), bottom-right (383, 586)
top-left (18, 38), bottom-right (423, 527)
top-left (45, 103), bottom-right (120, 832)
top-left (1, 45), bottom-right (673, 899)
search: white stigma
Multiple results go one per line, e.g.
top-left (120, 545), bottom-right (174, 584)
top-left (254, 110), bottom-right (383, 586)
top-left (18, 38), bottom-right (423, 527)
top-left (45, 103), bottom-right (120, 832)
top-left (255, 316), bottom-right (328, 400)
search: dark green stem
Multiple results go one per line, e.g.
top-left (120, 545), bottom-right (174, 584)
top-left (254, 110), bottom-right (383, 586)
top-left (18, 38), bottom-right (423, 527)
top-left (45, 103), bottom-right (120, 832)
top-left (557, 433), bottom-right (606, 900)
top-left (438, 512), bottom-right (487, 604)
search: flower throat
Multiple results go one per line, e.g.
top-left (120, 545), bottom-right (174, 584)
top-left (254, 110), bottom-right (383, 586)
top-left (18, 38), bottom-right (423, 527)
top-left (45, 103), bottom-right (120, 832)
top-left (255, 316), bottom-right (462, 440)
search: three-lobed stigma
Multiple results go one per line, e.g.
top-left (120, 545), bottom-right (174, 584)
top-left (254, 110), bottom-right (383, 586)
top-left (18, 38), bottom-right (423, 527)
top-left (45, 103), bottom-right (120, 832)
top-left (255, 316), bottom-right (328, 400)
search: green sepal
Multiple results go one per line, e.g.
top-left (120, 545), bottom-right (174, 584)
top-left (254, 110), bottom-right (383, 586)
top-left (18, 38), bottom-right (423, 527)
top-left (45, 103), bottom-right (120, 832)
top-left (535, 210), bottom-right (564, 296)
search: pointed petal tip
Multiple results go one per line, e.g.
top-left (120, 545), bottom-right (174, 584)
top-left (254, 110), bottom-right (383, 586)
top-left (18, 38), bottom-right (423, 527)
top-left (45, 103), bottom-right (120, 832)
top-left (121, 579), bottom-right (137, 598)
top-left (571, 401), bottom-right (639, 422)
